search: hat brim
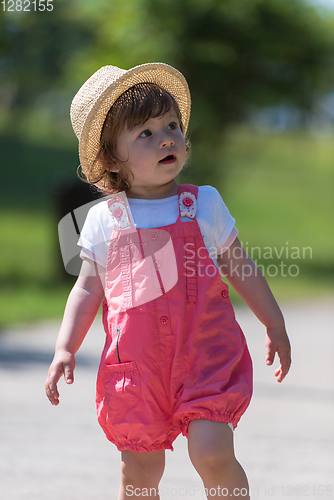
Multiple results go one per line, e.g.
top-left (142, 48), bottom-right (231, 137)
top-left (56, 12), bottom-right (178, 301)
top-left (77, 63), bottom-right (191, 181)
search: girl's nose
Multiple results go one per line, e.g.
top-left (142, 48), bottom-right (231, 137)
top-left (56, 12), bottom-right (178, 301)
top-left (161, 139), bottom-right (174, 148)
top-left (160, 133), bottom-right (174, 148)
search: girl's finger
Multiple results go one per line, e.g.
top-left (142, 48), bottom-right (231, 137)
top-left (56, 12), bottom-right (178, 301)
top-left (45, 380), bottom-right (59, 405)
top-left (274, 354), bottom-right (291, 383)
top-left (63, 360), bottom-right (74, 384)
top-left (278, 347), bottom-right (291, 371)
top-left (280, 357), bottom-right (291, 380)
top-left (65, 369), bottom-right (74, 384)
top-left (265, 342), bottom-right (276, 366)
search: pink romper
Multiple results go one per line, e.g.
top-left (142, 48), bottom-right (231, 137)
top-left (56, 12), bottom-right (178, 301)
top-left (96, 184), bottom-right (253, 452)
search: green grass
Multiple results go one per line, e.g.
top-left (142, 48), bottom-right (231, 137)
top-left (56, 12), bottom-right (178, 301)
top-left (0, 210), bottom-right (75, 327)
top-left (0, 284), bottom-right (72, 327)
top-left (217, 127), bottom-right (334, 301)
top-left (0, 128), bottom-right (333, 326)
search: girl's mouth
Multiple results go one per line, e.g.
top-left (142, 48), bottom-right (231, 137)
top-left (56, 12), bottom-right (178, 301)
top-left (159, 154), bottom-right (176, 164)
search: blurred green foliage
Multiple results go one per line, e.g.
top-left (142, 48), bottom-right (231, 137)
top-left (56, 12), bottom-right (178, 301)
top-left (0, 0), bottom-right (333, 324)
top-left (0, 127), bottom-right (333, 326)
top-left (1, 0), bottom-right (334, 161)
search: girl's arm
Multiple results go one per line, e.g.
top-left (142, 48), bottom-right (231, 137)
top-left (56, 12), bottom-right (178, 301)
top-left (217, 237), bottom-right (291, 382)
top-left (45, 259), bottom-right (105, 405)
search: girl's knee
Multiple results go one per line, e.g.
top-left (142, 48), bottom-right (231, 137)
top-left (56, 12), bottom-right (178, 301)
top-left (188, 420), bottom-right (235, 475)
top-left (121, 450), bottom-right (165, 486)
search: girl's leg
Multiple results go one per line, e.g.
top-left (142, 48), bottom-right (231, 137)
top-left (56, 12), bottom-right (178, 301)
top-left (119, 449), bottom-right (165, 499)
top-left (188, 419), bottom-right (250, 500)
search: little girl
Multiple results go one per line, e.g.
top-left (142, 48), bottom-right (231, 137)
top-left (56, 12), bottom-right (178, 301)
top-left (45, 63), bottom-right (291, 499)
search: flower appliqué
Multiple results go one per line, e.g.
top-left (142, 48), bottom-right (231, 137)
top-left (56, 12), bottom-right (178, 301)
top-left (109, 201), bottom-right (131, 229)
top-left (179, 192), bottom-right (197, 219)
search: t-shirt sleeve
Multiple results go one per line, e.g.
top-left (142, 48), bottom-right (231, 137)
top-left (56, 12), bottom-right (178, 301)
top-left (213, 188), bottom-right (236, 251)
top-left (77, 202), bottom-right (111, 268)
top-left (198, 186), bottom-right (237, 253)
top-left (217, 226), bottom-right (238, 254)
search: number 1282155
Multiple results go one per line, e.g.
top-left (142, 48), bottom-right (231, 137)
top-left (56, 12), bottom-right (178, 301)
top-left (2, 0), bottom-right (53, 11)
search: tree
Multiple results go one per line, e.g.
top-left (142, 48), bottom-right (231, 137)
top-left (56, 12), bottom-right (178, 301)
top-left (143, 0), bottom-right (334, 183)
top-left (1, 0), bottom-right (334, 183)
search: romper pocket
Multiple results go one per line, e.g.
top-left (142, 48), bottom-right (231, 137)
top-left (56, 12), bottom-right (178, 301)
top-left (103, 361), bottom-right (141, 412)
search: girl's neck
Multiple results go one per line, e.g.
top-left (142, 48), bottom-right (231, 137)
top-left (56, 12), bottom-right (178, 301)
top-left (126, 180), bottom-right (178, 199)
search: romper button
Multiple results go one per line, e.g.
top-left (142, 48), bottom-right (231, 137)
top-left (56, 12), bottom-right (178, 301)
top-left (183, 197), bottom-right (194, 208)
top-left (160, 316), bottom-right (168, 325)
top-left (157, 288), bottom-right (163, 296)
top-left (155, 260), bottom-right (161, 268)
top-left (151, 232), bottom-right (158, 240)
top-left (221, 289), bottom-right (229, 298)
top-left (172, 426), bottom-right (178, 432)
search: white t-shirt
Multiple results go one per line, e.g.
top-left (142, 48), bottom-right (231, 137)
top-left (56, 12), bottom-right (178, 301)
top-left (78, 185), bottom-right (237, 268)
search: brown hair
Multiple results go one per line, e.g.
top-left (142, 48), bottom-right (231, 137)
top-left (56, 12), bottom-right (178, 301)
top-left (82, 83), bottom-right (190, 194)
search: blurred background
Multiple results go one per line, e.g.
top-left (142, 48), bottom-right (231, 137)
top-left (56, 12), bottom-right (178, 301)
top-left (0, 0), bottom-right (333, 326)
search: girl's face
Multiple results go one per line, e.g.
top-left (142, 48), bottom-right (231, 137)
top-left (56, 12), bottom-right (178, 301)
top-left (113, 109), bottom-right (187, 198)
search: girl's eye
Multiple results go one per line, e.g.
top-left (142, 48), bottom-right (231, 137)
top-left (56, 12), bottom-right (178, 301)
top-left (139, 129), bottom-right (151, 138)
top-left (168, 122), bottom-right (178, 130)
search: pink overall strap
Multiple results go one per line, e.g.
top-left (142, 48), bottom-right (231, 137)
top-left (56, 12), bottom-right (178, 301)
top-left (107, 192), bottom-right (136, 231)
top-left (178, 184), bottom-right (199, 302)
top-left (107, 192), bottom-right (136, 311)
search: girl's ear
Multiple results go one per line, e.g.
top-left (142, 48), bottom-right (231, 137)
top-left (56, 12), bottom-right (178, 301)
top-left (99, 151), bottom-right (119, 172)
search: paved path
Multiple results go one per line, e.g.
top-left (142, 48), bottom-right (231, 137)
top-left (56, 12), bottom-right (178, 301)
top-left (0, 299), bottom-right (333, 499)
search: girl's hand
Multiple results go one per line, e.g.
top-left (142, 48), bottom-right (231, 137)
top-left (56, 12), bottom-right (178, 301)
top-left (45, 350), bottom-right (76, 405)
top-left (265, 326), bottom-right (291, 383)
top-left (44, 259), bottom-right (104, 406)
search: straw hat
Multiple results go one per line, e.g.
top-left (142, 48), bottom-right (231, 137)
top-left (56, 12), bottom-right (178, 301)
top-left (70, 62), bottom-right (191, 180)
